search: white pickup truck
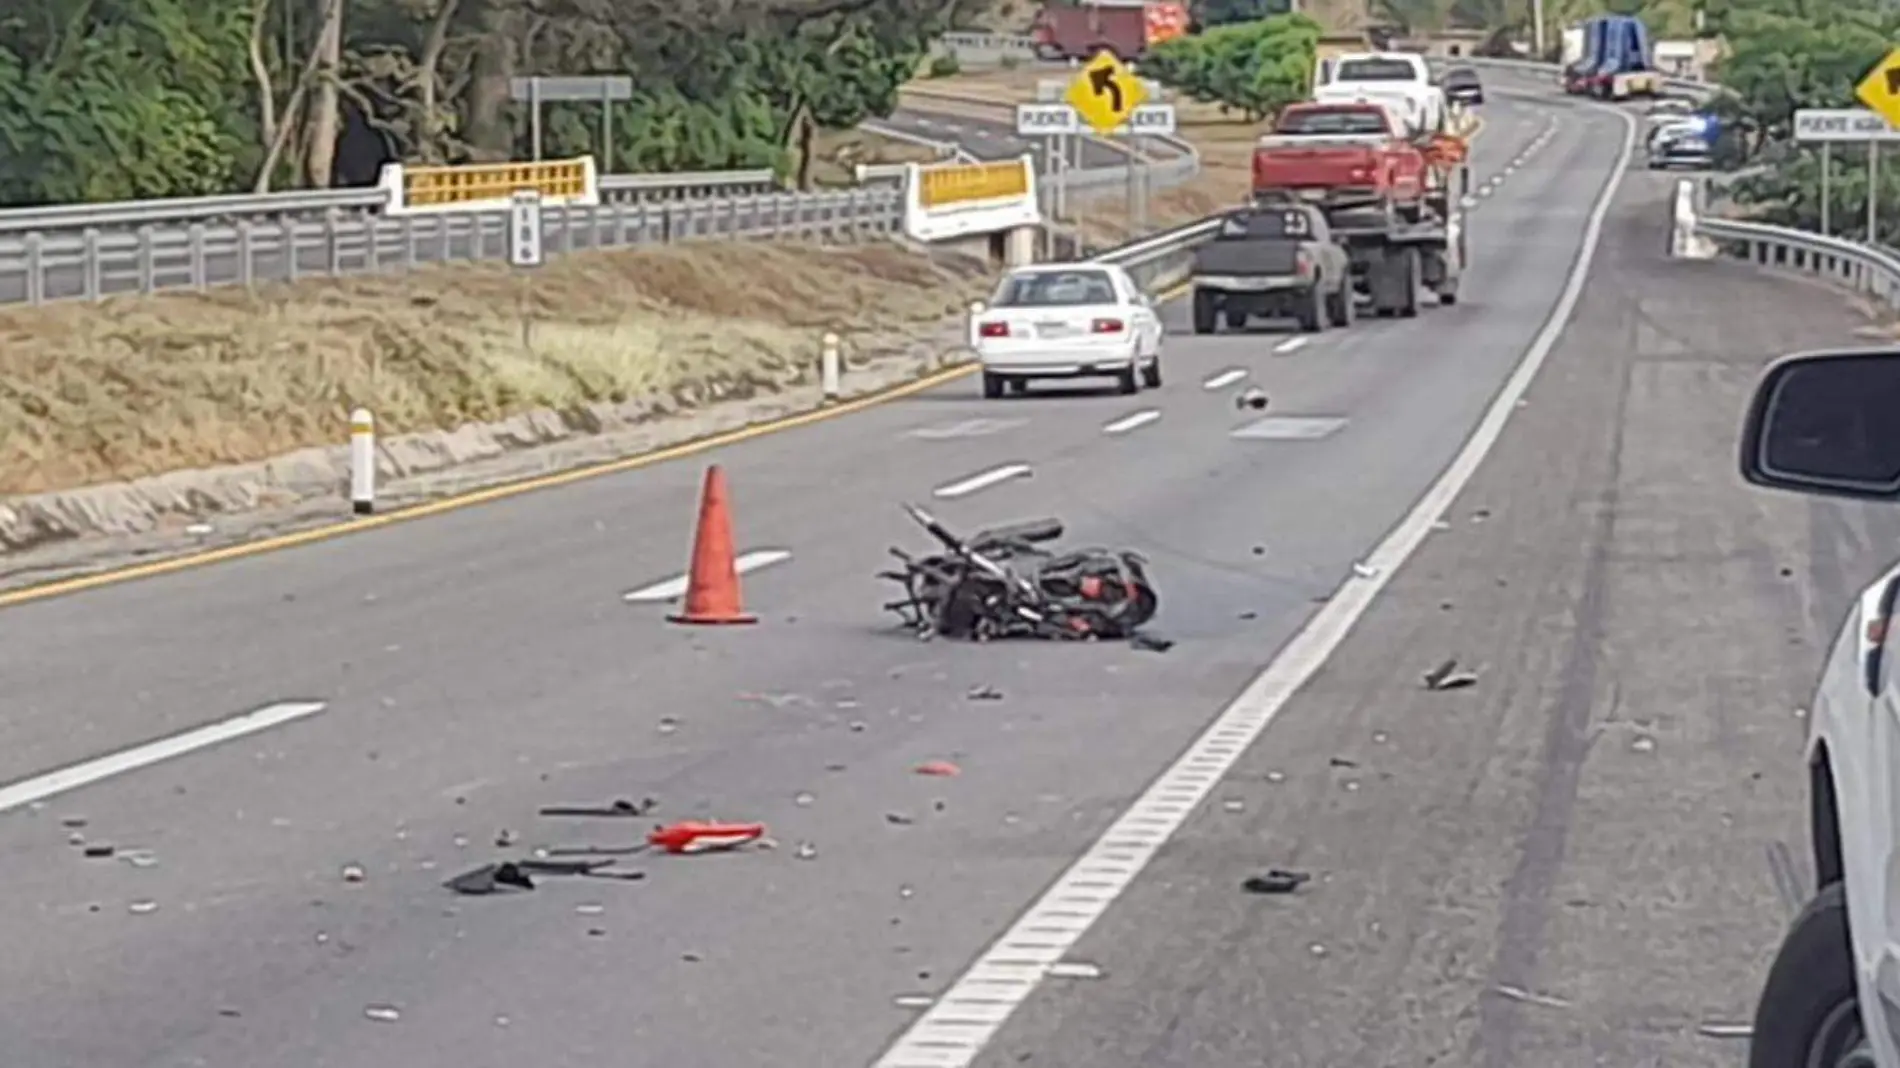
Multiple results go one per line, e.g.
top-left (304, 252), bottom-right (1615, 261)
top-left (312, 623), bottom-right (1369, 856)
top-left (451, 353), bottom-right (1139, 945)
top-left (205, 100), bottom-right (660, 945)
top-left (1311, 51), bottom-right (1447, 140)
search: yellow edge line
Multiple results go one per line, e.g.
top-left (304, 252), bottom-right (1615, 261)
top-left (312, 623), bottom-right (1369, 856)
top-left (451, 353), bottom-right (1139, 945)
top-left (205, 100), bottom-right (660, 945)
top-left (0, 361), bottom-right (975, 608)
top-left (4, 119), bottom-right (1535, 616)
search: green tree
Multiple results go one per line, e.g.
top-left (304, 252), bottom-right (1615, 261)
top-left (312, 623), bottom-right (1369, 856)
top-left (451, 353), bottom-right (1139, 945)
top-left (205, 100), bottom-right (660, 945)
top-left (0, 0), bottom-right (1003, 206)
top-left (1145, 13), bottom-right (1320, 122)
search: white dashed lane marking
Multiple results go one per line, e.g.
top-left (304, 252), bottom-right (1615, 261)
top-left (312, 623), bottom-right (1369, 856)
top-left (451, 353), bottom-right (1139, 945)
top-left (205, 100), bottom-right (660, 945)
top-left (933, 463), bottom-right (1032, 498)
top-left (1202, 368), bottom-right (1246, 390)
top-left (623, 549), bottom-right (793, 602)
top-left (1101, 410), bottom-right (1159, 434)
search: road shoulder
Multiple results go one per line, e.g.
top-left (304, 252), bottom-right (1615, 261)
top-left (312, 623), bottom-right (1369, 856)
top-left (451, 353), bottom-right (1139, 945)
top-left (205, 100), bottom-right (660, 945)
top-left (966, 175), bottom-right (1885, 1067)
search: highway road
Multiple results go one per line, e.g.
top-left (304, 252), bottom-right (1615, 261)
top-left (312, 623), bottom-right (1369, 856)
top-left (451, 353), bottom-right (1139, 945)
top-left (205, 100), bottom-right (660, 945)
top-left (0, 91), bottom-right (1857, 1068)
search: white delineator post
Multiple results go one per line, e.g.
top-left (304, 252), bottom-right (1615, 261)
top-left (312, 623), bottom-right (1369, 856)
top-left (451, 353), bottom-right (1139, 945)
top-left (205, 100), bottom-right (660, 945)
top-left (966, 300), bottom-right (986, 350)
top-left (820, 332), bottom-right (842, 402)
top-left (349, 408), bottom-right (376, 514)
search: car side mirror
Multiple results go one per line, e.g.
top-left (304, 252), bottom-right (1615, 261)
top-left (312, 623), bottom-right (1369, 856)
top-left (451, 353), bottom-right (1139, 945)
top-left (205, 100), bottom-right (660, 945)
top-left (1740, 347), bottom-right (1900, 500)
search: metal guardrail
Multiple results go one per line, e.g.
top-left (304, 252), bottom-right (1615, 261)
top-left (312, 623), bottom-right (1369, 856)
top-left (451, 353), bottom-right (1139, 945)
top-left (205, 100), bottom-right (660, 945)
top-left (0, 189), bottom-right (903, 304)
top-left (0, 120), bottom-right (1201, 305)
top-left (0, 170), bottom-right (786, 237)
top-left (937, 31), bottom-right (1042, 62)
top-left (1698, 216), bottom-right (1900, 311)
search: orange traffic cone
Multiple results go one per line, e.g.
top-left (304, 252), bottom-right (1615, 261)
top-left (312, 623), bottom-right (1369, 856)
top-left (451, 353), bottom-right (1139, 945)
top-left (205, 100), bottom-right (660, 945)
top-left (668, 465), bottom-right (757, 625)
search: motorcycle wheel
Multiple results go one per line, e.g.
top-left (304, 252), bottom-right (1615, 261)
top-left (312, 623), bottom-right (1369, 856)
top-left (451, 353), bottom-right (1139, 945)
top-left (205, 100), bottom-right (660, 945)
top-left (1748, 882), bottom-right (1874, 1068)
top-left (1124, 581), bottom-right (1159, 628)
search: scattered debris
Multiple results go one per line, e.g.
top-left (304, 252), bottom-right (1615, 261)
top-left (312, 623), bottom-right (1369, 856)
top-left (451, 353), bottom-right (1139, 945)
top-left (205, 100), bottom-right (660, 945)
top-left (1372, 731), bottom-right (1389, 744)
top-left (1696, 1021), bottom-right (1753, 1039)
top-left (647, 820), bottom-right (767, 855)
top-left (913, 760), bottom-right (960, 777)
top-left (61, 816), bottom-right (88, 829)
top-left (1308, 943), bottom-right (1328, 957)
top-left (128, 900), bottom-right (158, 915)
top-left (1632, 736), bottom-right (1657, 753)
top-left (1047, 962), bottom-right (1104, 979)
top-left (885, 812), bottom-right (916, 826)
top-left (1238, 610), bottom-right (1258, 620)
top-left (539, 798), bottom-right (657, 818)
top-left (682, 952), bottom-right (703, 963)
top-left (1329, 757), bottom-right (1358, 769)
top-left (967, 685), bottom-right (1003, 701)
top-left (82, 844), bottom-right (115, 859)
top-left (1130, 633), bottom-right (1174, 653)
top-left (217, 1007), bottom-right (241, 1018)
top-left (849, 720), bottom-right (868, 732)
top-left (1242, 870), bottom-right (1310, 895)
top-left (794, 791), bottom-right (816, 806)
top-left (118, 850), bottom-right (158, 869)
top-left (575, 903), bottom-right (606, 916)
top-left (519, 858), bottom-right (617, 875)
top-left (1494, 984), bottom-right (1570, 1009)
top-left (657, 716), bottom-right (680, 735)
top-left (445, 862), bottom-right (536, 895)
top-left (795, 842), bottom-right (819, 860)
top-left (1422, 658), bottom-right (1479, 691)
top-left (1351, 561), bottom-right (1379, 579)
top-left (1221, 799), bottom-right (1244, 813)
top-left (898, 884), bottom-right (915, 899)
top-left (1265, 771), bottom-right (1286, 784)
top-left (364, 1005), bottom-right (402, 1023)
top-left (494, 829), bottom-right (517, 848)
top-left (1431, 519), bottom-right (1451, 531)
top-left (1471, 508), bottom-right (1491, 523)
top-left (893, 994), bottom-right (935, 1008)
top-left (1236, 387), bottom-right (1270, 410)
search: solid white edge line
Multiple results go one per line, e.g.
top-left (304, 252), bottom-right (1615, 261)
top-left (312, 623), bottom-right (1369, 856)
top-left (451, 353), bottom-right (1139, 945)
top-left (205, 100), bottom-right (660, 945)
top-left (1102, 410), bottom-right (1160, 435)
top-left (870, 100), bottom-right (1637, 1068)
top-left (932, 463), bottom-right (1032, 499)
top-left (0, 700), bottom-right (329, 814)
top-left (622, 548), bottom-right (794, 602)
top-left (1202, 368), bottom-right (1246, 390)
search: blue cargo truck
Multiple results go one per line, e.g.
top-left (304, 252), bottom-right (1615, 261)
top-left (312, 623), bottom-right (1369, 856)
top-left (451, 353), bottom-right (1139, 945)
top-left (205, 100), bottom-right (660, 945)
top-left (1561, 14), bottom-right (1661, 100)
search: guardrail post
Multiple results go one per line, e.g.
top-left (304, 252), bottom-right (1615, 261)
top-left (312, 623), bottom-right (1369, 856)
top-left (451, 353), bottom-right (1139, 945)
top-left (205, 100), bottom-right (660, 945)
top-left (23, 232), bottom-right (43, 305)
top-left (364, 214), bottom-right (381, 273)
top-left (282, 217), bottom-right (300, 283)
top-left (236, 221), bottom-right (255, 289)
top-left (81, 229), bottom-right (101, 301)
top-left (558, 204), bottom-right (574, 256)
top-left (400, 214), bottom-right (417, 270)
top-left (137, 225), bottom-right (157, 294)
top-left (188, 222), bottom-right (208, 289)
top-left (326, 210), bottom-right (344, 275)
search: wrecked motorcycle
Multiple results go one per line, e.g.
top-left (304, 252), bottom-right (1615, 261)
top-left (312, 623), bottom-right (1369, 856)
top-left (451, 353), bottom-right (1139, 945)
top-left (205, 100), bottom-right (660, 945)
top-left (880, 503), bottom-right (1158, 640)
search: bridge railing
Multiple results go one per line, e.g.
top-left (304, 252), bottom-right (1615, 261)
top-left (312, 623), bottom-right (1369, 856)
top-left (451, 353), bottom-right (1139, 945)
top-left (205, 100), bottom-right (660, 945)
top-left (0, 132), bottom-right (1201, 306)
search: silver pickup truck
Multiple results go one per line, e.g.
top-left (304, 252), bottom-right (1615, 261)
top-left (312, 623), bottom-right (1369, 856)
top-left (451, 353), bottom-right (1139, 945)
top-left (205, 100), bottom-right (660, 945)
top-left (1190, 204), bottom-right (1355, 334)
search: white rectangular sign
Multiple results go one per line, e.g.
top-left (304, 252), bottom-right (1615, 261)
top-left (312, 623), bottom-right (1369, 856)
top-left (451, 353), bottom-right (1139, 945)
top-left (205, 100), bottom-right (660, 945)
top-left (509, 190), bottom-right (543, 267)
top-left (1116, 104), bottom-right (1177, 137)
top-left (1037, 77), bottom-right (1165, 103)
top-left (1794, 108), bottom-right (1900, 143)
top-left (1017, 103), bottom-right (1080, 136)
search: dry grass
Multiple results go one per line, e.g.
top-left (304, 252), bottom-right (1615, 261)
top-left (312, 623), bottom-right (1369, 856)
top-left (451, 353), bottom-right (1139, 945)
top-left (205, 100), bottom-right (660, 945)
top-left (0, 242), bottom-right (991, 496)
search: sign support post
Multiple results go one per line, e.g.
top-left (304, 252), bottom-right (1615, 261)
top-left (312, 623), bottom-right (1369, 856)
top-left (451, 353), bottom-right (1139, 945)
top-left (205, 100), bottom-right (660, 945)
top-left (1851, 50), bottom-right (1900, 243)
top-left (1794, 107), bottom-right (1900, 241)
top-left (1013, 53), bottom-right (1177, 249)
top-left (510, 190), bottom-right (544, 351)
top-left (511, 76), bottom-right (634, 172)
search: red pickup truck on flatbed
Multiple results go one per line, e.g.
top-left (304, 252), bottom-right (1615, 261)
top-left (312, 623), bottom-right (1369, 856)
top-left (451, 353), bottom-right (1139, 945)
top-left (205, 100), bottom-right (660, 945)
top-left (1252, 101), bottom-right (1426, 212)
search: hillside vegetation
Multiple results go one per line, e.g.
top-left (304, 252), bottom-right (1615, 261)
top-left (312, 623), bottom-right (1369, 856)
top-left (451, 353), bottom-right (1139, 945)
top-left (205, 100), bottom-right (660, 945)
top-left (0, 0), bottom-right (1002, 207)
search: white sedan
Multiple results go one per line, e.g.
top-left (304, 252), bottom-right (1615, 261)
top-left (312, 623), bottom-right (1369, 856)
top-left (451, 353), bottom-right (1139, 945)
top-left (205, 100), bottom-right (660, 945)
top-left (971, 263), bottom-right (1164, 398)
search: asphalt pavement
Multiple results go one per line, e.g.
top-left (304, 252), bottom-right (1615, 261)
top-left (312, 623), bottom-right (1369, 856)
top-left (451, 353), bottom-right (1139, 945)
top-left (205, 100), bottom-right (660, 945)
top-left (0, 93), bottom-right (1858, 1068)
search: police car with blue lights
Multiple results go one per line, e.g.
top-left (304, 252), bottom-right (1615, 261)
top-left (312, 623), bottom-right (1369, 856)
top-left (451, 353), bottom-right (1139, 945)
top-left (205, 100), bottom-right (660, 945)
top-left (1646, 108), bottom-right (1717, 170)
